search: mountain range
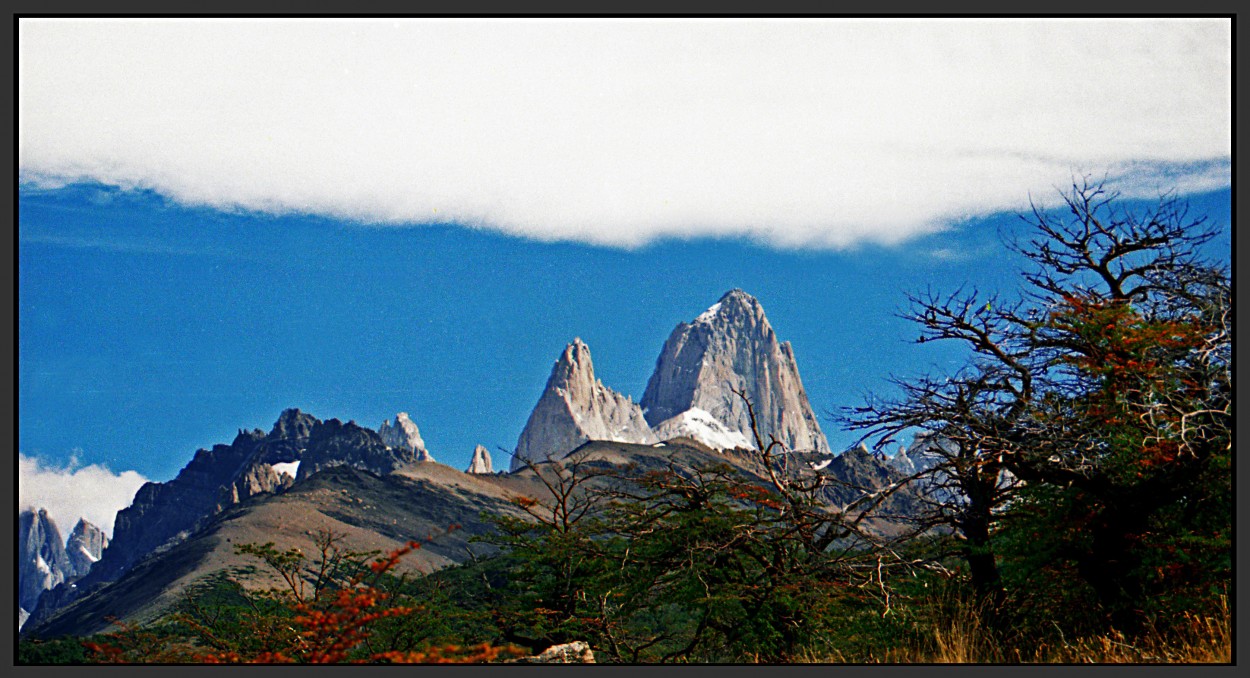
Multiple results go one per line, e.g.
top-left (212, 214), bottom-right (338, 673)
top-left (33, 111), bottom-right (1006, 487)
top-left (511, 289), bottom-right (829, 468)
top-left (19, 290), bottom-right (925, 639)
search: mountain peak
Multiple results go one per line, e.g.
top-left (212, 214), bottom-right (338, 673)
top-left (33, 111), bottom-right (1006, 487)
top-left (19, 508), bottom-right (72, 615)
top-left (551, 338), bottom-right (593, 381)
top-left (561, 338), bottom-right (591, 362)
top-left (297, 418), bottom-right (422, 480)
top-left (692, 289), bottom-right (765, 326)
top-left (641, 291), bottom-right (829, 454)
top-left (718, 287), bottom-right (756, 305)
top-left (379, 412), bottom-right (433, 462)
top-left (512, 339), bottom-right (657, 470)
top-left (66, 518), bottom-right (108, 580)
top-left (269, 408), bottom-right (318, 440)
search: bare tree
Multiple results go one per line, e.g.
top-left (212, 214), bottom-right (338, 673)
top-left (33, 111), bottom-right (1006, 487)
top-left (506, 447), bottom-right (614, 535)
top-left (843, 176), bottom-right (1231, 630)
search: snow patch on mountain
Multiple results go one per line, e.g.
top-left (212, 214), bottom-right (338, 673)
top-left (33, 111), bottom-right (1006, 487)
top-left (271, 461), bottom-right (301, 479)
top-left (652, 408), bottom-right (752, 451)
top-left (75, 545), bottom-right (99, 564)
top-left (694, 302), bottom-right (723, 324)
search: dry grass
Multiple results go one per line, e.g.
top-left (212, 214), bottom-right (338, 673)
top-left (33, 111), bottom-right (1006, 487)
top-left (806, 596), bottom-right (1230, 664)
top-left (1036, 599), bottom-right (1232, 664)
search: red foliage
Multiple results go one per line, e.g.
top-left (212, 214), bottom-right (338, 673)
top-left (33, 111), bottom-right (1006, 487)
top-left (84, 530), bottom-right (521, 664)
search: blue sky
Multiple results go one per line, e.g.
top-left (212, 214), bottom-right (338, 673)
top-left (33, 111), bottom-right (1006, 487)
top-left (19, 183), bottom-right (1232, 483)
top-left (17, 18), bottom-right (1230, 533)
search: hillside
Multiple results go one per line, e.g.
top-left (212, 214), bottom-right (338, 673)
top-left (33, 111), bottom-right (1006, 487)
top-left (25, 463), bottom-right (526, 638)
top-left (26, 437), bottom-right (914, 639)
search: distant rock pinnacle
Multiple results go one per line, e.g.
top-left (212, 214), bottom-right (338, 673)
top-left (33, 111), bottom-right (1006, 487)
top-left (466, 445), bottom-right (494, 474)
top-left (379, 412), bottom-right (434, 462)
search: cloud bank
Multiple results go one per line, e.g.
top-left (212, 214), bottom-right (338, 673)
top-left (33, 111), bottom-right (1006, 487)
top-left (18, 453), bottom-right (150, 539)
top-left (18, 18), bottom-right (1230, 249)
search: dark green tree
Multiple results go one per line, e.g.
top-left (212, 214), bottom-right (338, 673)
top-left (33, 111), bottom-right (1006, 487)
top-left (486, 402), bottom-right (919, 662)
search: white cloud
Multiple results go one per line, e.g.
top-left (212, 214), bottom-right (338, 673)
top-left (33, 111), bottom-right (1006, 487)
top-left (18, 453), bottom-right (150, 539)
top-left (17, 18), bottom-right (1230, 249)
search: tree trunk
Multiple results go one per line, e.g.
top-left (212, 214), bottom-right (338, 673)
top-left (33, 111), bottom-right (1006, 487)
top-left (1076, 511), bottom-right (1146, 634)
top-left (959, 474), bottom-right (1005, 604)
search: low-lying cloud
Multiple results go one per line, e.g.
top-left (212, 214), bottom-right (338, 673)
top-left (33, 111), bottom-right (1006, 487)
top-left (18, 453), bottom-right (150, 539)
top-left (18, 18), bottom-right (1230, 249)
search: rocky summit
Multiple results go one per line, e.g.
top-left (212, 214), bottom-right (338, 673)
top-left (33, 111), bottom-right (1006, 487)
top-left (295, 418), bottom-right (420, 480)
top-left (640, 289), bottom-right (830, 454)
top-left (512, 338), bottom-right (657, 471)
top-left (379, 412), bottom-right (434, 462)
top-left (18, 509), bottom-right (72, 616)
top-left (467, 445), bottom-right (494, 474)
top-left (66, 518), bottom-right (109, 580)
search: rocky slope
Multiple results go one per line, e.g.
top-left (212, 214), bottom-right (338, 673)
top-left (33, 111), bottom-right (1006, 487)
top-left (24, 437), bottom-right (748, 638)
top-left (640, 290), bottom-right (830, 454)
top-left (96, 409), bottom-right (315, 583)
top-left (23, 434), bottom-right (923, 640)
top-left (511, 338), bottom-right (657, 471)
top-left (811, 444), bottom-right (925, 533)
top-left (379, 412), bottom-right (434, 462)
top-left (26, 409), bottom-right (438, 631)
top-left (24, 463), bottom-right (535, 639)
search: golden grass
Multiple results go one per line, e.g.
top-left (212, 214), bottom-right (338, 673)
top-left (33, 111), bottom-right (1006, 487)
top-left (1037, 600), bottom-right (1232, 664)
top-left (806, 596), bottom-right (1230, 664)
